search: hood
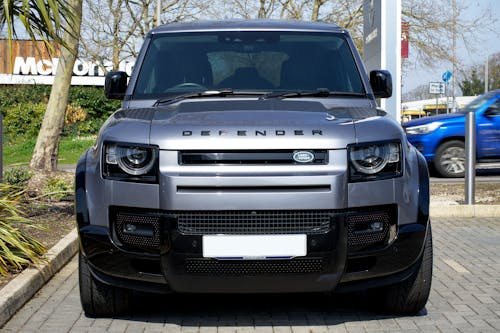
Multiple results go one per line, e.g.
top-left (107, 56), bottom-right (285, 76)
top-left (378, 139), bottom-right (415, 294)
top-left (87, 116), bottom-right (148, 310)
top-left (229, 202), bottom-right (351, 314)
top-left (148, 99), bottom-right (359, 150)
top-left (404, 112), bottom-right (464, 127)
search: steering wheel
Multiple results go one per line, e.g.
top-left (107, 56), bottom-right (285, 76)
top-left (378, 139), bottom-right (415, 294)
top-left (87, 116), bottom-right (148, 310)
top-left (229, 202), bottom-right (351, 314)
top-left (167, 82), bottom-right (207, 91)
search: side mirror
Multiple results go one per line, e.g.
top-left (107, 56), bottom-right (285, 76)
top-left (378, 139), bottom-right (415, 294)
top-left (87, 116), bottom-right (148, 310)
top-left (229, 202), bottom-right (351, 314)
top-left (105, 71), bottom-right (128, 99)
top-left (484, 106), bottom-right (499, 117)
top-left (370, 70), bottom-right (392, 98)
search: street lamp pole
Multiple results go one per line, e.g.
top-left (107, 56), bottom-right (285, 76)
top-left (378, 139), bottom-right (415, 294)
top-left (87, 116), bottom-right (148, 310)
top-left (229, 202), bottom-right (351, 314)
top-left (156, 0), bottom-right (161, 27)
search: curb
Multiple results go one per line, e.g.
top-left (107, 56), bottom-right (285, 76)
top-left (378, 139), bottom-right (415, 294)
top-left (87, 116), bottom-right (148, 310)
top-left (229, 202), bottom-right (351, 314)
top-left (0, 228), bottom-right (78, 328)
top-left (430, 204), bottom-right (500, 217)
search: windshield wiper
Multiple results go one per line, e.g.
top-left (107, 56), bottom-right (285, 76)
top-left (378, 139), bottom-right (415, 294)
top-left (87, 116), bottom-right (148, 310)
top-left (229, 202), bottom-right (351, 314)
top-left (154, 89), bottom-right (238, 106)
top-left (259, 88), bottom-right (366, 100)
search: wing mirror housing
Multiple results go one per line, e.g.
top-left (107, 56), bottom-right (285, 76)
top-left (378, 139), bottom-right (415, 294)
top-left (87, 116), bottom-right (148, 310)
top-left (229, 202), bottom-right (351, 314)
top-left (370, 70), bottom-right (392, 98)
top-left (105, 71), bottom-right (128, 100)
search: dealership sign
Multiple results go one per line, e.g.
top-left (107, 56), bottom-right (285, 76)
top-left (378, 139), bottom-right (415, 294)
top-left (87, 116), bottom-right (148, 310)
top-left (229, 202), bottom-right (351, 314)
top-left (0, 56), bottom-right (134, 85)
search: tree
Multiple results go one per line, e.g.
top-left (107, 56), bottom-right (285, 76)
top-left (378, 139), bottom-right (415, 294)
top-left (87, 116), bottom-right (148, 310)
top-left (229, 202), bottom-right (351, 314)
top-left (459, 70), bottom-right (483, 96)
top-left (29, 0), bottom-right (83, 171)
top-left (459, 52), bottom-right (500, 95)
top-left (1, 0), bottom-right (81, 172)
top-left (0, 0), bottom-right (72, 62)
top-left (402, 84), bottom-right (433, 103)
top-left (79, 0), bottom-right (203, 70)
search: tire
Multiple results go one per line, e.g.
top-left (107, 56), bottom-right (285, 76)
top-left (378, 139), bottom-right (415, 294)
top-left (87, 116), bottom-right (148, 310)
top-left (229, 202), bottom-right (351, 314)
top-left (372, 223), bottom-right (433, 315)
top-left (79, 251), bottom-right (131, 317)
top-left (434, 140), bottom-right (465, 178)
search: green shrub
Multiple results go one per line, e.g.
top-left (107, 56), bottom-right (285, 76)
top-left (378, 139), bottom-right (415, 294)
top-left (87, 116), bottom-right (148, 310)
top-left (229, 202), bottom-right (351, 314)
top-left (4, 168), bottom-right (33, 186)
top-left (0, 85), bottom-right (51, 114)
top-left (0, 184), bottom-right (46, 275)
top-left (43, 178), bottom-right (71, 201)
top-left (3, 103), bottom-right (46, 139)
top-left (63, 117), bottom-right (107, 137)
top-left (68, 86), bottom-right (120, 120)
top-left (0, 85), bottom-right (120, 138)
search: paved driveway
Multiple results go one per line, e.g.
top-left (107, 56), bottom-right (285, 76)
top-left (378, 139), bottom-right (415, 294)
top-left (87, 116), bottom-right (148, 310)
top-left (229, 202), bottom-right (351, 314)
top-left (2, 217), bottom-right (500, 333)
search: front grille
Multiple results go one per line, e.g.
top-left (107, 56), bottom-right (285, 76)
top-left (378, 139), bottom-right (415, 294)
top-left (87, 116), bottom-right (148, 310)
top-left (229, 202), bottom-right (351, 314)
top-left (114, 211), bottom-right (161, 249)
top-left (176, 210), bottom-right (333, 235)
top-left (179, 150), bottom-right (328, 165)
top-left (346, 211), bottom-right (390, 249)
top-left (185, 258), bottom-right (323, 276)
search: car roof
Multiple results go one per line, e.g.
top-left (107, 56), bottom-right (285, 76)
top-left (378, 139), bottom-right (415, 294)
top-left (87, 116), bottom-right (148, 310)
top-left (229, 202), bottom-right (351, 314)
top-left (149, 19), bottom-right (344, 35)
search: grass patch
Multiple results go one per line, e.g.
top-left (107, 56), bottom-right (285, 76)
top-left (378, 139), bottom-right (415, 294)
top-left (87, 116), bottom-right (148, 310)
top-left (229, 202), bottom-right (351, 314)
top-left (4, 136), bottom-right (95, 167)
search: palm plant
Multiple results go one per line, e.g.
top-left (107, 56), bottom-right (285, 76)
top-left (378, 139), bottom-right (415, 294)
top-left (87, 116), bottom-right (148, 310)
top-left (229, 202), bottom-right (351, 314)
top-left (0, 0), bottom-right (74, 59)
top-left (0, 184), bottom-right (46, 275)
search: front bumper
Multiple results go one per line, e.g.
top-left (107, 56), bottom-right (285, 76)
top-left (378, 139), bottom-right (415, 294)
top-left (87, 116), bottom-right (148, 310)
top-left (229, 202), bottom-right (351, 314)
top-left (78, 205), bottom-right (428, 294)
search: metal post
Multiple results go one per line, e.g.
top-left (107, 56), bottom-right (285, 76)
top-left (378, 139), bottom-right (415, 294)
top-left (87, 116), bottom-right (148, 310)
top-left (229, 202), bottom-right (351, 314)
top-left (465, 111), bottom-right (476, 204)
top-left (452, 0), bottom-right (457, 112)
top-left (435, 95), bottom-right (438, 115)
top-left (446, 82), bottom-right (450, 114)
top-left (485, 56), bottom-right (489, 93)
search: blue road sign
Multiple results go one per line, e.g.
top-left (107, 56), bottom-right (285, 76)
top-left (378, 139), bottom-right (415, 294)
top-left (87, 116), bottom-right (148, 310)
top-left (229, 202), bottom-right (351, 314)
top-left (442, 71), bottom-right (452, 83)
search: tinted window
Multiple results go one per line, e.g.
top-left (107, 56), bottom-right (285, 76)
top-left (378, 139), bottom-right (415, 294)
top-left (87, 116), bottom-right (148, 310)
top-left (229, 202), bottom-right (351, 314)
top-left (133, 31), bottom-right (364, 99)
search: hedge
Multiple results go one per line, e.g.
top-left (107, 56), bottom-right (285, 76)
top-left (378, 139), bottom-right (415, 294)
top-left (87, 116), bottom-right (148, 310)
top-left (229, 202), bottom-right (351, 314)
top-left (0, 85), bottom-right (120, 140)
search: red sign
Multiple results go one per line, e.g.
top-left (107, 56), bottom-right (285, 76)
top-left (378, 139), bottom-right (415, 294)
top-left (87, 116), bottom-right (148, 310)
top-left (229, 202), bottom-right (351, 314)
top-left (401, 21), bottom-right (409, 58)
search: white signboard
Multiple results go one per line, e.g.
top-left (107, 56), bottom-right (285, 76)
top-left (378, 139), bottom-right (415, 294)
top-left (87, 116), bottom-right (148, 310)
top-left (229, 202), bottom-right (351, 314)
top-left (0, 56), bottom-right (134, 85)
top-left (429, 82), bottom-right (445, 94)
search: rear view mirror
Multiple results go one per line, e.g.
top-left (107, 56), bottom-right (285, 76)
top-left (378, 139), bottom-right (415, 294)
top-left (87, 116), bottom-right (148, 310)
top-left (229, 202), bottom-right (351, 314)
top-left (370, 70), bottom-right (392, 98)
top-left (105, 71), bottom-right (128, 100)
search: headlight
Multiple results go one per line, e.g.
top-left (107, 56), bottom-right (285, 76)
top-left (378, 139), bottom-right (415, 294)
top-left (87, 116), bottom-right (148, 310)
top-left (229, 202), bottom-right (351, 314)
top-left (349, 141), bottom-right (402, 182)
top-left (103, 143), bottom-right (158, 182)
top-left (405, 122), bottom-right (442, 135)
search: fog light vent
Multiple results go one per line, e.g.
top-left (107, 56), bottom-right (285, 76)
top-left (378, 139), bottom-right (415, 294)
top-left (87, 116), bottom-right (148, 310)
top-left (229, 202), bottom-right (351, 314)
top-left (346, 211), bottom-right (390, 249)
top-left (115, 212), bottom-right (160, 249)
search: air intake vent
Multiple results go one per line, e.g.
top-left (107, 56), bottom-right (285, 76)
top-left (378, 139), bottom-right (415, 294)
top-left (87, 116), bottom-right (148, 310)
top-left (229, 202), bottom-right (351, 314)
top-left (185, 258), bottom-right (323, 276)
top-left (176, 210), bottom-right (333, 235)
top-left (179, 150), bottom-right (328, 165)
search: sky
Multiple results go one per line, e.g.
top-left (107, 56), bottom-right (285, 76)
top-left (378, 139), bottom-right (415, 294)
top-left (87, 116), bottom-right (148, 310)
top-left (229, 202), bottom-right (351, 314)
top-left (403, 0), bottom-right (500, 95)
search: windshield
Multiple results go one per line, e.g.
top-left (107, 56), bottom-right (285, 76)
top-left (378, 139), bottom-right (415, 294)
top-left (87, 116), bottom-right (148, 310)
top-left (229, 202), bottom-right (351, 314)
top-left (133, 31), bottom-right (365, 99)
top-left (459, 91), bottom-right (498, 113)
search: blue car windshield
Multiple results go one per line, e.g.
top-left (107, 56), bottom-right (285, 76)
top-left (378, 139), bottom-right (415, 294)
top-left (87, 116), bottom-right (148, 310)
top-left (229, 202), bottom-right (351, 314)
top-left (133, 31), bottom-right (365, 99)
top-left (459, 91), bottom-right (498, 113)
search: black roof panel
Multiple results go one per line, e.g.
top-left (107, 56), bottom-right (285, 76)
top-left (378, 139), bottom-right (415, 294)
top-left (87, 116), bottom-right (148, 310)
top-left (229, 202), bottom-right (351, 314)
top-left (149, 19), bottom-right (343, 35)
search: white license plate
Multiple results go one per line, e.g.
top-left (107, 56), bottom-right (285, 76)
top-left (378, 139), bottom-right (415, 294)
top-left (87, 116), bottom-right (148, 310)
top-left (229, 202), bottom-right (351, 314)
top-left (202, 234), bottom-right (307, 259)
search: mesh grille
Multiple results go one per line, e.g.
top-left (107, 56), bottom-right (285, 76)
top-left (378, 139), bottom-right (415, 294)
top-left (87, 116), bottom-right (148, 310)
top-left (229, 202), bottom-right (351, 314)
top-left (115, 212), bottom-right (161, 249)
top-left (346, 211), bottom-right (390, 248)
top-left (185, 258), bottom-right (323, 276)
top-left (176, 210), bottom-right (333, 235)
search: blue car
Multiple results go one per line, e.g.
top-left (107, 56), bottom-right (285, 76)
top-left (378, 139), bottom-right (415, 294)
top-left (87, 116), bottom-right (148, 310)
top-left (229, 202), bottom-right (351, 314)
top-left (404, 89), bottom-right (500, 177)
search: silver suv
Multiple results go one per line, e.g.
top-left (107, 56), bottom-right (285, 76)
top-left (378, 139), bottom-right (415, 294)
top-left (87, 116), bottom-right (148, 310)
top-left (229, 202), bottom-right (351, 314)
top-left (76, 20), bottom-right (432, 317)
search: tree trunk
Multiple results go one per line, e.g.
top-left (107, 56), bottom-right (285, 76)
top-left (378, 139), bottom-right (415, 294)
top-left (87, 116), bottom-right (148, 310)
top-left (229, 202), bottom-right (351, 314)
top-left (311, 0), bottom-right (326, 21)
top-left (29, 0), bottom-right (83, 172)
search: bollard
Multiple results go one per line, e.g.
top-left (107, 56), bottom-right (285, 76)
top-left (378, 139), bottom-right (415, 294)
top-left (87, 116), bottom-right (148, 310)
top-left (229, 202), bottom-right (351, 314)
top-left (465, 111), bottom-right (475, 204)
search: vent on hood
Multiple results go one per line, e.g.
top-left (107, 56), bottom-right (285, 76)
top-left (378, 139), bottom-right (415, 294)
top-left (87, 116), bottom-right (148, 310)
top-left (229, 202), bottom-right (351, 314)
top-left (178, 150), bottom-right (328, 165)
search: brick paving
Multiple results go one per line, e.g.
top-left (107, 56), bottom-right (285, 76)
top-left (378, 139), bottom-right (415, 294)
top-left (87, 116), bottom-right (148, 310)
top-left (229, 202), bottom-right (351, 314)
top-left (2, 217), bottom-right (500, 333)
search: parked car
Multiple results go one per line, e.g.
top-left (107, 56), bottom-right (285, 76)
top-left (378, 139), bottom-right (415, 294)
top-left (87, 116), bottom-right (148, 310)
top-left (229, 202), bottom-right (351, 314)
top-left (404, 90), bottom-right (500, 177)
top-left (76, 20), bottom-right (432, 317)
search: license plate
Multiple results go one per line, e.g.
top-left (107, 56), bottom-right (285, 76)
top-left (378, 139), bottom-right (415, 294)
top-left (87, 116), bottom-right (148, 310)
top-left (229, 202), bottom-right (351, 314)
top-left (202, 234), bottom-right (307, 259)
